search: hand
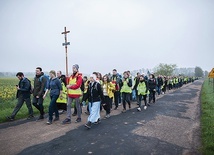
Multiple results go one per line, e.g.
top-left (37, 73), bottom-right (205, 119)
top-left (36, 96), bottom-right (39, 98)
top-left (60, 95), bottom-right (63, 99)
top-left (66, 85), bottom-right (73, 89)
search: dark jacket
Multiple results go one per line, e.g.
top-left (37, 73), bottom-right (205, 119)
top-left (33, 72), bottom-right (47, 97)
top-left (48, 77), bottom-right (62, 96)
top-left (148, 78), bottom-right (157, 90)
top-left (85, 82), bottom-right (104, 103)
top-left (133, 77), bottom-right (140, 90)
top-left (16, 77), bottom-right (31, 99)
top-left (157, 77), bottom-right (163, 86)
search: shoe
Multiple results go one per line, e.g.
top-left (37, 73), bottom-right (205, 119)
top-left (94, 118), bottom-right (101, 125)
top-left (46, 120), bottom-right (52, 125)
top-left (62, 118), bottom-right (71, 124)
top-left (37, 115), bottom-right (44, 121)
top-left (53, 117), bottom-right (59, 121)
top-left (122, 109), bottom-right (126, 113)
top-left (144, 106), bottom-right (147, 110)
top-left (27, 115), bottom-right (34, 120)
top-left (147, 103), bottom-right (151, 106)
top-left (118, 103), bottom-right (121, 106)
top-left (129, 105), bottom-right (131, 109)
top-left (72, 113), bottom-right (77, 116)
top-left (75, 118), bottom-right (81, 123)
top-left (85, 121), bottom-right (92, 129)
top-left (114, 107), bottom-right (118, 110)
top-left (105, 114), bottom-right (110, 119)
top-left (85, 111), bottom-right (90, 115)
top-left (137, 107), bottom-right (141, 111)
top-left (7, 116), bottom-right (14, 121)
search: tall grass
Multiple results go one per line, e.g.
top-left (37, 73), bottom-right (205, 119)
top-left (201, 78), bottom-right (214, 155)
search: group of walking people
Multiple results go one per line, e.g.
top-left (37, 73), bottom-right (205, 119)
top-left (7, 64), bottom-right (196, 129)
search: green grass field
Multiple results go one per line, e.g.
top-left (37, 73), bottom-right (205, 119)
top-left (201, 78), bottom-right (214, 155)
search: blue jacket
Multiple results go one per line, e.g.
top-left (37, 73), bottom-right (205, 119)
top-left (48, 78), bottom-right (62, 96)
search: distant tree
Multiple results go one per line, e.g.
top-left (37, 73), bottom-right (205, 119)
top-left (204, 71), bottom-right (209, 77)
top-left (154, 63), bottom-right (177, 76)
top-left (195, 66), bottom-right (204, 77)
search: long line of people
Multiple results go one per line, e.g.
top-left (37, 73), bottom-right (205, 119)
top-left (7, 65), bottom-right (197, 129)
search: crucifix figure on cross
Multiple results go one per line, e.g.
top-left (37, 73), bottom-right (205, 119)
top-left (61, 27), bottom-right (70, 77)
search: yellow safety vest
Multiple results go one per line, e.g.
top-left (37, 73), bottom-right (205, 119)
top-left (56, 82), bottom-right (67, 103)
top-left (68, 76), bottom-right (82, 96)
top-left (137, 81), bottom-right (147, 95)
top-left (121, 80), bottom-right (132, 93)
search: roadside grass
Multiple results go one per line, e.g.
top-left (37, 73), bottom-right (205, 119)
top-left (201, 78), bottom-right (214, 155)
top-left (0, 97), bottom-right (50, 123)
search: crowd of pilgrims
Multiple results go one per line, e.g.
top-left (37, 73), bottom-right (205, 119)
top-left (7, 65), bottom-right (197, 129)
top-left (57, 67), bottom-right (196, 129)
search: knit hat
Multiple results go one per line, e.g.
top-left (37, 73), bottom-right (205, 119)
top-left (49, 70), bottom-right (56, 77)
top-left (73, 64), bottom-right (79, 70)
top-left (90, 74), bottom-right (97, 80)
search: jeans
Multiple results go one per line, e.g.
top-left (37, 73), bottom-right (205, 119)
top-left (32, 96), bottom-right (44, 116)
top-left (67, 97), bottom-right (81, 119)
top-left (149, 89), bottom-right (156, 103)
top-left (103, 96), bottom-right (111, 115)
top-left (122, 92), bottom-right (131, 110)
top-left (157, 86), bottom-right (162, 95)
top-left (139, 94), bottom-right (147, 107)
top-left (11, 95), bottom-right (33, 118)
top-left (114, 91), bottom-right (120, 107)
top-left (48, 95), bottom-right (59, 121)
top-left (88, 101), bottom-right (101, 123)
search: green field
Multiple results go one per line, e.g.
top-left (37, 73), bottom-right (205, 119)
top-left (201, 78), bottom-right (214, 155)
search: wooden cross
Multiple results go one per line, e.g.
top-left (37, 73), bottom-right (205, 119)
top-left (61, 27), bottom-right (70, 77)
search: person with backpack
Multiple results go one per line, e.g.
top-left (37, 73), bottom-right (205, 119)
top-left (111, 69), bottom-right (121, 110)
top-left (7, 72), bottom-right (34, 121)
top-left (85, 74), bottom-right (104, 129)
top-left (43, 70), bottom-right (62, 125)
top-left (62, 64), bottom-right (83, 124)
top-left (32, 67), bottom-right (48, 121)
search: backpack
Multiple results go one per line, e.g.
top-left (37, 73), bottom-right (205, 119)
top-left (38, 75), bottom-right (50, 91)
top-left (26, 78), bottom-right (33, 94)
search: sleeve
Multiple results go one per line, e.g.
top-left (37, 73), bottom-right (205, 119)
top-left (128, 79), bottom-right (132, 87)
top-left (19, 79), bottom-right (30, 92)
top-left (57, 79), bottom-right (62, 91)
top-left (98, 83), bottom-right (104, 102)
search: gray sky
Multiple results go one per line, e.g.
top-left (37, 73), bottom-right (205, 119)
top-left (0, 0), bottom-right (213, 75)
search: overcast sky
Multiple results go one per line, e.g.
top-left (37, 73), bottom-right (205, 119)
top-left (0, 0), bottom-right (213, 75)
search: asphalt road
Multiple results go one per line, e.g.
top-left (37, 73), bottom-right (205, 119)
top-left (0, 80), bottom-right (203, 155)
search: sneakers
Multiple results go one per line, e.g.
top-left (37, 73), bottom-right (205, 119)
top-left (85, 121), bottom-right (92, 129)
top-left (104, 114), bottom-right (110, 119)
top-left (147, 103), bottom-right (151, 106)
top-left (114, 107), bottom-right (118, 110)
top-left (75, 118), bottom-right (81, 123)
top-left (72, 113), bottom-right (77, 116)
top-left (137, 107), bottom-right (141, 111)
top-left (27, 115), bottom-right (34, 120)
top-left (62, 118), bottom-right (71, 124)
top-left (46, 120), bottom-right (52, 125)
top-left (94, 118), bottom-right (101, 125)
top-left (37, 115), bottom-right (44, 121)
top-left (85, 111), bottom-right (90, 115)
top-left (7, 116), bottom-right (14, 121)
top-left (122, 109), bottom-right (126, 113)
top-left (53, 117), bottom-right (59, 121)
top-left (144, 106), bottom-right (147, 110)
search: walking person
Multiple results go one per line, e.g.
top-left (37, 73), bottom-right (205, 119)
top-left (120, 71), bottom-right (132, 113)
top-left (7, 72), bottom-right (34, 121)
top-left (43, 70), bottom-right (62, 125)
top-left (137, 75), bottom-right (148, 111)
top-left (157, 75), bottom-right (163, 95)
top-left (102, 74), bottom-right (115, 119)
top-left (56, 75), bottom-right (67, 114)
top-left (85, 74), bottom-right (104, 129)
top-left (62, 64), bottom-right (83, 124)
top-left (133, 72), bottom-right (141, 104)
top-left (148, 74), bottom-right (157, 104)
top-left (32, 67), bottom-right (47, 120)
top-left (111, 69), bottom-right (121, 110)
